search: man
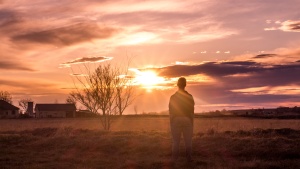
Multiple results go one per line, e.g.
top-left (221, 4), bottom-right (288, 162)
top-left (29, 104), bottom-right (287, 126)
top-left (169, 77), bottom-right (195, 161)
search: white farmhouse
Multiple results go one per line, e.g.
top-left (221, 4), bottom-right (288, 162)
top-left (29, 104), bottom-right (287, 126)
top-left (0, 100), bottom-right (19, 118)
top-left (35, 104), bottom-right (76, 118)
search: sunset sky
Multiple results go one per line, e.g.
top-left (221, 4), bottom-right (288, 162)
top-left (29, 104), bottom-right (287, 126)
top-left (1, 0), bottom-right (300, 113)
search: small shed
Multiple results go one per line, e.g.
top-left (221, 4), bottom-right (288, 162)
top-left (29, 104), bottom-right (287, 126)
top-left (0, 100), bottom-right (19, 118)
top-left (35, 104), bottom-right (76, 118)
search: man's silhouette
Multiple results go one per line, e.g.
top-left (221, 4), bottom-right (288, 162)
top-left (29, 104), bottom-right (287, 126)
top-left (169, 77), bottom-right (195, 161)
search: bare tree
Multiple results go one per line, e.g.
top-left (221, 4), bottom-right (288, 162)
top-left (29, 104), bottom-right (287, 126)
top-left (18, 98), bottom-right (33, 113)
top-left (69, 89), bottom-right (99, 114)
top-left (115, 72), bottom-right (136, 116)
top-left (0, 91), bottom-right (13, 104)
top-left (66, 96), bottom-right (77, 108)
top-left (134, 105), bottom-right (138, 115)
top-left (70, 63), bottom-right (135, 130)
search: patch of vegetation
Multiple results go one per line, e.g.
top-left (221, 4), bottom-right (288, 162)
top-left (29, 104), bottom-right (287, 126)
top-left (0, 128), bottom-right (299, 169)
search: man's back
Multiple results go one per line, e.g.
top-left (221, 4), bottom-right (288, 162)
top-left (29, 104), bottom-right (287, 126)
top-left (169, 90), bottom-right (194, 120)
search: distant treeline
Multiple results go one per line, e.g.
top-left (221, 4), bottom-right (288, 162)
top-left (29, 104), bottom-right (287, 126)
top-left (201, 106), bottom-right (300, 119)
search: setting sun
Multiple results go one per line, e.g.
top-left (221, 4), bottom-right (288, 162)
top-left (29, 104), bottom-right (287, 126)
top-left (133, 70), bottom-right (165, 88)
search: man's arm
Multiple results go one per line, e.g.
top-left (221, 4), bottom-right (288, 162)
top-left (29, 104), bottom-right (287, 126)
top-left (189, 95), bottom-right (195, 124)
top-left (169, 95), bottom-right (175, 124)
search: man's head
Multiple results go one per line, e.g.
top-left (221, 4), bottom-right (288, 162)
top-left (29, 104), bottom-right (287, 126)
top-left (177, 77), bottom-right (186, 89)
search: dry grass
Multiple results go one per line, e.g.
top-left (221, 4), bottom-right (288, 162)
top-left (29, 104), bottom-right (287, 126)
top-left (0, 127), bottom-right (299, 169)
top-left (0, 117), bottom-right (300, 169)
top-left (0, 116), bottom-right (300, 132)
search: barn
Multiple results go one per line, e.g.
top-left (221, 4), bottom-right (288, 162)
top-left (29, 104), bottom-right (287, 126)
top-left (35, 104), bottom-right (76, 118)
top-left (0, 100), bottom-right (20, 118)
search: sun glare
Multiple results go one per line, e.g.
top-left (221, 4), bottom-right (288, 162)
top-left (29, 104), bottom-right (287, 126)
top-left (131, 70), bottom-right (166, 92)
top-left (122, 32), bottom-right (157, 45)
top-left (135, 71), bottom-right (163, 86)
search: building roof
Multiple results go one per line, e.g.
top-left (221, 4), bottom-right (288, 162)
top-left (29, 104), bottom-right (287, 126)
top-left (0, 100), bottom-right (19, 110)
top-left (35, 104), bottom-right (76, 111)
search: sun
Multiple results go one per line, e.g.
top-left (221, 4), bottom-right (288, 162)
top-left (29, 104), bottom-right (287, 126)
top-left (134, 71), bottom-right (164, 88)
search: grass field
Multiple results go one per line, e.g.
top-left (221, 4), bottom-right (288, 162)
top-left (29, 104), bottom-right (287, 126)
top-left (1, 116), bottom-right (300, 132)
top-left (1, 117), bottom-right (300, 169)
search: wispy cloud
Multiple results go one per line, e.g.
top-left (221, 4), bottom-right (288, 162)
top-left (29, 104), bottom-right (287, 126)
top-left (60, 56), bottom-right (113, 67)
top-left (12, 23), bottom-right (117, 46)
top-left (136, 47), bottom-right (300, 106)
top-left (264, 20), bottom-right (300, 32)
top-left (264, 27), bottom-right (277, 31)
top-left (0, 9), bottom-right (21, 28)
top-left (232, 85), bottom-right (300, 95)
top-left (0, 78), bottom-right (56, 89)
top-left (0, 0), bottom-right (236, 48)
top-left (253, 54), bottom-right (277, 59)
top-left (70, 73), bottom-right (88, 77)
top-left (0, 60), bottom-right (35, 71)
top-left (279, 20), bottom-right (300, 32)
top-left (142, 61), bottom-right (262, 78)
top-left (232, 47), bottom-right (300, 65)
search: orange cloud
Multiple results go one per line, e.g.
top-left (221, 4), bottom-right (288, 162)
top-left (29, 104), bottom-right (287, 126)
top-left (0, 60), bottom-right (35, 71)
top-left (279, 20), bottom-right (300, 32)
top-left (12, 23), bottom-right (118, 46)
top-left (264, 20), bottom-right (300, 32)
top-left (60, 56), bottom-right (113, 67)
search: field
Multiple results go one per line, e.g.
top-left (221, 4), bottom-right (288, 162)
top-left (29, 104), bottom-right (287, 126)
top-left (1, 116), bottom-right (300, 132)
top-left (1, 116), bottom-right (300, 169)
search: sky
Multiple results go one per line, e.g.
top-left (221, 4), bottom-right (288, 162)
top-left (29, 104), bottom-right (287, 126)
top-left (1, 0), bottom-right (300, 114)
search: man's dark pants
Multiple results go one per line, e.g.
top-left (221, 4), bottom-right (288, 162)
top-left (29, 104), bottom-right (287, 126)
top-left (170, 116), bottom-right (193, 160)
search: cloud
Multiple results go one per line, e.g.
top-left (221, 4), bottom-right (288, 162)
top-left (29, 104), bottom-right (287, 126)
top-left (279, 20), bottom-right (300, 32)
top-left (137, 49), bottom-right (300, 106)
top-left (185, 63), bottom-right (300, 106)
top-left (253, 54), bottom-right (277, 59)
top-left (140, 61), bottom-right (262, 78)
top-left (0, 78), bottom-right (54, 89)
top-left (100, 9), bottom-right (237, 44)
top-left (0, 9), bottom-right (24, 36)
top-left (275, 20), bottom-right (281, 24)
top-left (0, 0), bottom-right (237, 54)
top-left (232, 85), bottom-right (300, 95)
top-left (0, 9), bottom-right (20, 26)
top-left (232, 47), bottom-right (300, 65)
top-left (0, 60), bottom-right (35, 71)
top-left (264, 20), bottom-right (300, 32)
top-left (266, 20), bottom-right (272, 24)
top-left (221, 61), bottom-right (257, 66)
top-left (189, 84), bottom-right (300, 106)
top-left (264, 27), bottom-right (277, 31)
top-left (70, 73), bottom-right (88, 77)
top-left (12, 23), bottom-right (117, 46)
top-left (60, 56), bottom-right (113, 67)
